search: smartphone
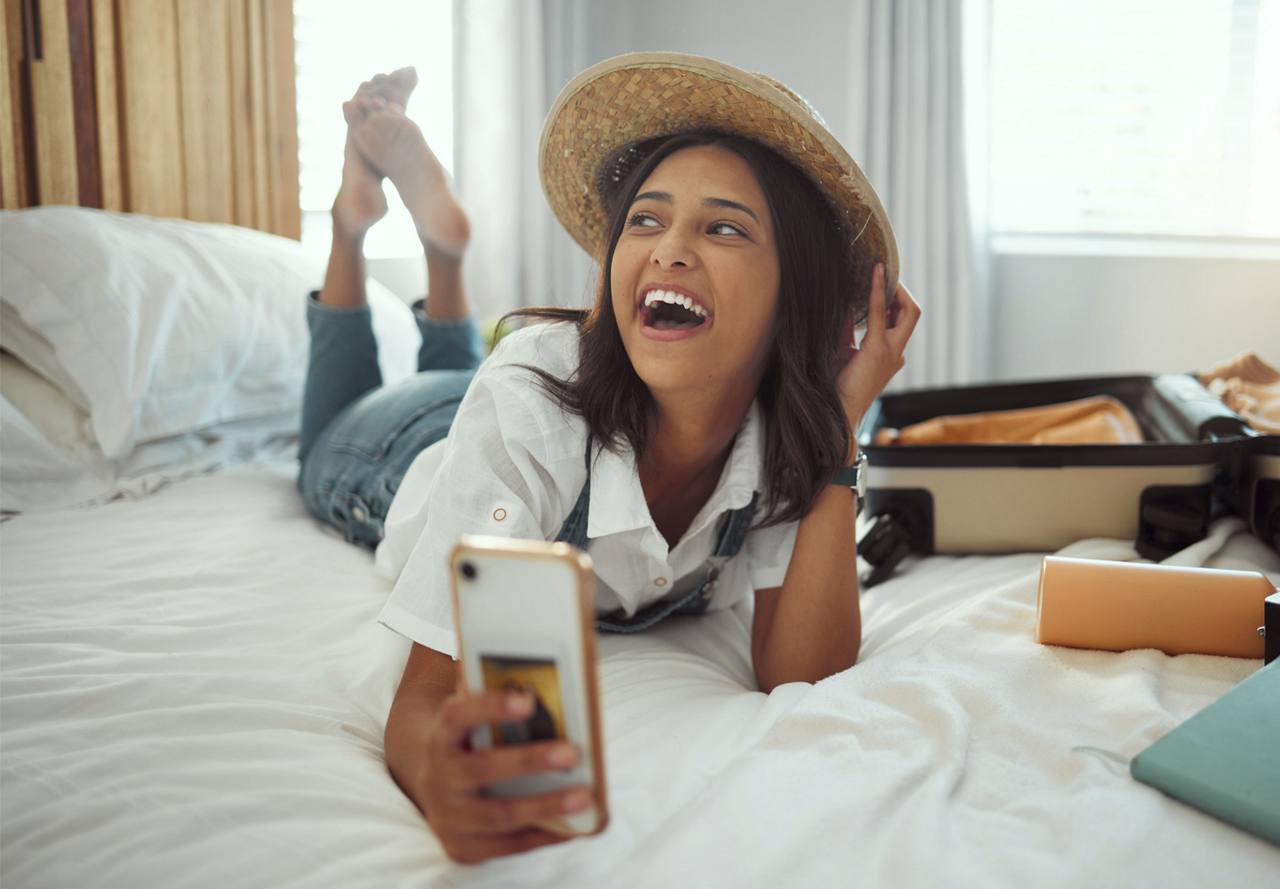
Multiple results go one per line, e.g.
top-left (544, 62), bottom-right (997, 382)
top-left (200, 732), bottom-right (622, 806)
top-left (449, 535), bottom-right (608, 837)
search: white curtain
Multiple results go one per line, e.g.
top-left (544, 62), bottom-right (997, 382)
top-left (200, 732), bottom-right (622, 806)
top-left (845, 0), bottom-right (992, 389)
top-left (452, 0), bottom-right (598, 322)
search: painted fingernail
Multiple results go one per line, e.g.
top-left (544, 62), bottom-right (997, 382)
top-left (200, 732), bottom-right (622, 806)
top-left (547, 745), bottom-right (577, 768)
top-left (506, 693), bottom-right (533, 716)
top-left (563, 789), bottom-right (591, 812)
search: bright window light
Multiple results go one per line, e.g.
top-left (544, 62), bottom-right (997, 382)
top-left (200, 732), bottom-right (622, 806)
top-left (989, 0), bottom-right (1280, 240)
top-left (294, 0), bottom-right (454, 258)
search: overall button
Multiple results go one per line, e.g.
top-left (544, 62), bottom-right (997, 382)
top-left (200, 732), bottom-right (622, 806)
top-left (654, 577), bottom-right (668, 587)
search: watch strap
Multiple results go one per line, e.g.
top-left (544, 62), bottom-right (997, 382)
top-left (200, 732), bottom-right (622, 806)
top-left (830, 449), bottom-right (867, 495)
top-left (831, 465), bottom-right (862, 488)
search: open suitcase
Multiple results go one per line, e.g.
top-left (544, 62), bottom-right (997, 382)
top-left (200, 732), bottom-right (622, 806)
top-left (1237, 432), bottom-right (1280, 553)
top-left (856, 372), bottom-right (1262, 587)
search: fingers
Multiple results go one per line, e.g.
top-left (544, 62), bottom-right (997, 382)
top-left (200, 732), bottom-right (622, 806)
top-left (885, 283), bottom-right (922, 354)
top-left (864, 262), bottom-right (887, 343)
top-left (436, 691), bottom-right (534, 751)
top-left (418, 689), bottom-right (592, 863)
top-left (444, 827), bottom-right (568, 865)
top-left (450, 785), bottom-right (593, 835)
top-left (446, 740), bottom-right (579, 793)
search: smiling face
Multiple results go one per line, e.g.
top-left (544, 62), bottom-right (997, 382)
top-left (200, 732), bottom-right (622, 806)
top-left (609, 143), bottom-right (781, 401)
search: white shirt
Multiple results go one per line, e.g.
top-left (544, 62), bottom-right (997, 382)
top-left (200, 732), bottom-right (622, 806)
top-left (374, 321), bottom-right (799, 657)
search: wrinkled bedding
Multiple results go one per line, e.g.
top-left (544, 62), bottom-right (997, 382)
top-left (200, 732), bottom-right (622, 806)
top-left (3, 461), bottom-right (1278, 888)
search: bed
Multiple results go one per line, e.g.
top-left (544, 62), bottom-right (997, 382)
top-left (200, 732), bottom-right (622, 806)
top-left (3, 208), bottom-right (1279, 888)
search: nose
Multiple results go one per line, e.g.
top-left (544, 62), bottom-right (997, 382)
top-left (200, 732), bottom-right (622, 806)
top-left (649, 226), bottom-right (697, 270)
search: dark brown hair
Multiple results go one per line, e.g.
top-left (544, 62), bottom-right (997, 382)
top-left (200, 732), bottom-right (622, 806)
top-left (497, 130), bottom-right (874, 529)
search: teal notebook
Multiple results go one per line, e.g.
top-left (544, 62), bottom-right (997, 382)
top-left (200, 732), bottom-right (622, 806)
top-left (1131, 660), bottom-right (1279, 846)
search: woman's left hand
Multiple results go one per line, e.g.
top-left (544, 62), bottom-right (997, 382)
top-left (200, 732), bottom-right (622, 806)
top-left (835, 263), bottom-right (922, 430)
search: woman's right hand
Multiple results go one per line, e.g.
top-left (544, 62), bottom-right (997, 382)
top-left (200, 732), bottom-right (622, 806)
top-left (409, 689), bottom-right (593, 864)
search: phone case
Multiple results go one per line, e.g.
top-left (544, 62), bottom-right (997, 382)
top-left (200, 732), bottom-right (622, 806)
top-left (448, 536), bottom-right (609, 837)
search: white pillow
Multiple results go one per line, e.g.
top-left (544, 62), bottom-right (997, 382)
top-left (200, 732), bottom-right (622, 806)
top-left (0, 349), bottom-right (98, 460)
top-left (0, 207), bottom-right (421, 460)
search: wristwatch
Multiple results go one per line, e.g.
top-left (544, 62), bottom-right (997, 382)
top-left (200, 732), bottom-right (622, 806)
top-left (831, 449), bottom-right (869, 500)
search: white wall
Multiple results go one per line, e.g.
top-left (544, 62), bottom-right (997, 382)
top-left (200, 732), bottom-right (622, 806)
top-left (992, 244), bottom-right (1280, 380)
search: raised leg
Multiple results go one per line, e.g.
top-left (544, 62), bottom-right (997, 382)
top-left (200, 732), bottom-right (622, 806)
top-left (346, 68), bottom-right (481, 368)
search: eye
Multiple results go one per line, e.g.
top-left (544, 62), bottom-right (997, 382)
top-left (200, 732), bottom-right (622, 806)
top-left (710, 221), bottom-right (746, 237)
top-left (627, 212), bottom-right (659, 228)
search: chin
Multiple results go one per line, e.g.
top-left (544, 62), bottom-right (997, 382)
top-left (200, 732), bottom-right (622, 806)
top-left (625, 350), bottom-right (693, 394)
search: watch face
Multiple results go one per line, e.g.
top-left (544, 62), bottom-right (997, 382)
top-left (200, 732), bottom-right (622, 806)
top-left (856, 452), bottom-right (869, 497)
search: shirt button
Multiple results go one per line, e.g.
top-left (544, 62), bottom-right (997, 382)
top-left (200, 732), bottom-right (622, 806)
top-left (492, 508), bottom-right (508, 522)
top-left (654, 577), bottom-right (668, 587)
top-left (351, 505), bottom-right (366, 522)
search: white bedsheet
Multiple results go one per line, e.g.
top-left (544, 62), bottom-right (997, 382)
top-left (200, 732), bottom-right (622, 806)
top-left (2, 463), bottom-right (1278, 888)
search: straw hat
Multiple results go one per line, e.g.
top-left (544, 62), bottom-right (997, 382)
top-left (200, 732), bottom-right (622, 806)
top-left (538, 51), bottom-right (899, 299)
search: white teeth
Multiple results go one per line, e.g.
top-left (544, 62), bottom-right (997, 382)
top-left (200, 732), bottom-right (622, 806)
top-left (642, 289), bottom-right (708, 318)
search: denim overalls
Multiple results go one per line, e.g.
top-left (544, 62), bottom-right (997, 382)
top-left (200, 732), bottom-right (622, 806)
top-left (297, 293), bottom-right (758, 633)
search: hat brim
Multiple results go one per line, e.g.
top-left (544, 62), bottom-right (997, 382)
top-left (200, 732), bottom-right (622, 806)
top-left (538, 51), bottom-right (899, 301)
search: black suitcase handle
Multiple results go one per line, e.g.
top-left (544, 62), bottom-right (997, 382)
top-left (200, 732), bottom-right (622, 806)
top-left (1153, 374), bottom-right (1252, 443)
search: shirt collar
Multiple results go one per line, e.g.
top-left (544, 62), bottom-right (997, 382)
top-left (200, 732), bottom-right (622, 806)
top-left (585, 399), bottom-right (764, 541)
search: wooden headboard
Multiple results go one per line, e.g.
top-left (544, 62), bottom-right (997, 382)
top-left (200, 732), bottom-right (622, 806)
top-left (1, 0), bottom-right (300, 240)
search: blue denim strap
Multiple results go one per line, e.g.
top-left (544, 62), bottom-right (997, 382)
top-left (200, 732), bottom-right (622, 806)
top-left (554, 437), bottom-right (760, 634)
top-left (551, 439), bottom-right (593, 548)
top-left (594, 490), bottom-right (759, 633)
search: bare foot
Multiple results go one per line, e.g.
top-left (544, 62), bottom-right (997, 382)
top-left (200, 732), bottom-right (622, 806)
top-left (329, 78), bottom-right (399, 238)
top-left (331, 138), bottom-right (387, 238)
top-left (345, 68), bottom-right (470, 257)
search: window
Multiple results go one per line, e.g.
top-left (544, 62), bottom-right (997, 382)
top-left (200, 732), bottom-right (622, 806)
top-left (989, 0), bottom-right (1280, 240)
top-left (293, 0), bottom-right (454, 258)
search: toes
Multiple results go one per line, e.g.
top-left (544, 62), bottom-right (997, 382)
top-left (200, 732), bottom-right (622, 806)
top-left (391, 66), bottom-right (419, 98)
top-left (349, 81), bottom-right (373, 108)
top-left (362, 68), bottom-right (417, 107)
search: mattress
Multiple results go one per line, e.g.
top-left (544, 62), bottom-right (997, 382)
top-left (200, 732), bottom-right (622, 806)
top-left (3, 457), bottom-right (1279, 888)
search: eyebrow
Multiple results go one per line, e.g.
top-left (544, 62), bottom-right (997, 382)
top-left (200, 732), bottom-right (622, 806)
top-left (632, 190), bottom-right (760, 224)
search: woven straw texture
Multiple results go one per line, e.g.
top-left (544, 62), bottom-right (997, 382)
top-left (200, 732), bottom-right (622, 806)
top-left (538, 52), bottom-right (899, 295)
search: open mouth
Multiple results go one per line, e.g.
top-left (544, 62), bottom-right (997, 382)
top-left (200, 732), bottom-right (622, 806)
top-left (639, 290), bottom-right (709, 331)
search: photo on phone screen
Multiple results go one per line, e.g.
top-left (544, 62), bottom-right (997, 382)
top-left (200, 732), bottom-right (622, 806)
top-left (481, 654), bottom-right (567, 745)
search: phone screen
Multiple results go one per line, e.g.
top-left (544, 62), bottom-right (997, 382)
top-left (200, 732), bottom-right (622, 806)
top-left (480, 653), bottom-right (568, 745)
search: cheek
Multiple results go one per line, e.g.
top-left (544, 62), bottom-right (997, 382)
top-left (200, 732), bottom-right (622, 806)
top-left (610, 244), bottom-right (640, 290)
top-left (608, 265), bottom-right (627, 313)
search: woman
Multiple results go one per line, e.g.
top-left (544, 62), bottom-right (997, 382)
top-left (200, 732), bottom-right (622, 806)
top-left (298, 54), bottom-right (920, 862)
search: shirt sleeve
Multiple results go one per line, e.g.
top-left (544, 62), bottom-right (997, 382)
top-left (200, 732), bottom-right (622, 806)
top-left (376, 352), bottom-right (576, 658)
top-left (743, 518), bottom-right (800, 591)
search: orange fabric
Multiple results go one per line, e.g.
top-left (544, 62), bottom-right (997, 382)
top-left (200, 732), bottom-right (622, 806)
top-left (1198, 351), bottom-right (1280, 435)
top-left (874, 395), bottom-right (1144, 446)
